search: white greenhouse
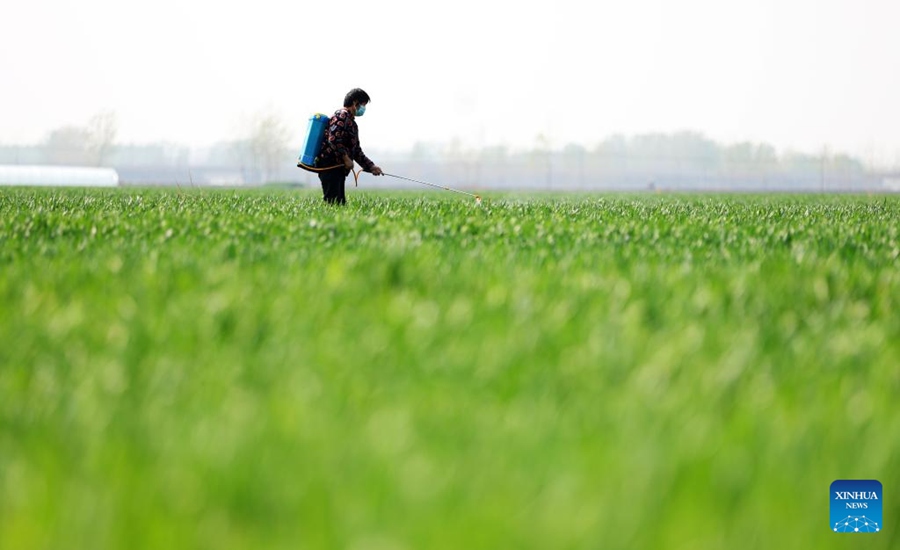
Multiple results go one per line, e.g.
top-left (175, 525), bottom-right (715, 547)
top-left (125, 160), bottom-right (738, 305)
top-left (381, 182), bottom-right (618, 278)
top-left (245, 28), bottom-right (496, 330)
top-left (0, 165), bottom-right (119, 187)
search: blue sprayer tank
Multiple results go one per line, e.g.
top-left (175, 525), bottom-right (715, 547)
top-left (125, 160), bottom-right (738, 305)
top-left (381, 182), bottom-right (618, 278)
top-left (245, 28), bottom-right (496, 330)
top-left (299, 113), bottom-right (329, 166)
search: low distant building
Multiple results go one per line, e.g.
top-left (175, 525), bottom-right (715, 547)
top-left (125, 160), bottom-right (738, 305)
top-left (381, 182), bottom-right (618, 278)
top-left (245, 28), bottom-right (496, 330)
top-left (0, 165), bottom-right (119, 187)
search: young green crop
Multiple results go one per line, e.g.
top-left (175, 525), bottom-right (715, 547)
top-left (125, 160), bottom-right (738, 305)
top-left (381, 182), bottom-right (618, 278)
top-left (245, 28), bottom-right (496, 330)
top-left (1, 188), bottom-right (898, 549)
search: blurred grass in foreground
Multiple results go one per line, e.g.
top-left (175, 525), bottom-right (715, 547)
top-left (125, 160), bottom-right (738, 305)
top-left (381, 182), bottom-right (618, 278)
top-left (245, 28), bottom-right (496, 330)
top-left (0, 188), bottom-right (898, 549)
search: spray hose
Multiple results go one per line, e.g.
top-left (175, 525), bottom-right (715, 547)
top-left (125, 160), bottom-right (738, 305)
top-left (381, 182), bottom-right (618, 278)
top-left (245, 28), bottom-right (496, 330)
top-left (297, 162), bottom-right (362, 186)
top-left (298, 162), bottom-right (481, 203)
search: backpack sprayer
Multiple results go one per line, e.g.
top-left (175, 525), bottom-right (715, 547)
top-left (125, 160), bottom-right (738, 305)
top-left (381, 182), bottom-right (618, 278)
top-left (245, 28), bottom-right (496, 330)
top-left (297, 113), bottom-right (481, 204)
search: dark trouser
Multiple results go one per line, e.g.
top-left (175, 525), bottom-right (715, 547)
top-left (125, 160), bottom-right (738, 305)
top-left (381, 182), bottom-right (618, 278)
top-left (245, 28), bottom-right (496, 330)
top-left (318, 168), bottom-right (348, 204)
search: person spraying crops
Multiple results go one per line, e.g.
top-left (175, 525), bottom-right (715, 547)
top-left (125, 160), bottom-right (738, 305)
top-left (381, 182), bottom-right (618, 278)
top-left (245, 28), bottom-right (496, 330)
top-left (298, 88), bottom-right (480, 204)
top-left (313, 88), bottom-right (383, 204)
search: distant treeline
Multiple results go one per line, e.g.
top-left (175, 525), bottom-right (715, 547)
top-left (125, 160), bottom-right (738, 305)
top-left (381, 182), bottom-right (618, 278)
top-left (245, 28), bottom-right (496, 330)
top-left (1, 131), bottom-right (895, 191)
top-left (385, 132), bottom-right (878, 192)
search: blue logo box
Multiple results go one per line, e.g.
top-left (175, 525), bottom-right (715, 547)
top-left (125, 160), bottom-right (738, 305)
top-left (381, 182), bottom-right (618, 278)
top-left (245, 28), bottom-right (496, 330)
top-left (831, 480), bottom-right (882, 533)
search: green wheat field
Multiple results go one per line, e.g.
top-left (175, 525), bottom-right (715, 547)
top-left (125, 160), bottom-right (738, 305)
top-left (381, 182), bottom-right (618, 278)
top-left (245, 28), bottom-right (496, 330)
top-left (1, 188), bottom-right (898, 549)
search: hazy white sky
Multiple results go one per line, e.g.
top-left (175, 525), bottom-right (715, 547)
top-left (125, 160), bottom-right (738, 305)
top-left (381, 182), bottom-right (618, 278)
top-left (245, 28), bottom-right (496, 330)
top-left (2, 0), bottom-right (898, 160)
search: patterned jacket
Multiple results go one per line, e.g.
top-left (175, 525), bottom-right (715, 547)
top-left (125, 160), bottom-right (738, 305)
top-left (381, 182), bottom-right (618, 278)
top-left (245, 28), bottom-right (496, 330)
top-left (317, 108), bottom-right (375, 171)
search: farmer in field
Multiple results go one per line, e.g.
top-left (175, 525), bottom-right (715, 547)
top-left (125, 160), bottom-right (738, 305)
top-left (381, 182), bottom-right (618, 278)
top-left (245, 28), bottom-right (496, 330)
top-left (317, 88), bottom-right (383, 204)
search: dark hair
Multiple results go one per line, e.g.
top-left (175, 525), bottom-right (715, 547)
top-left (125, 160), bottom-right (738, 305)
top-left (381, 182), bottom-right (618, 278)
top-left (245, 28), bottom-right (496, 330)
top-left (343, 88), bottom-right (370, 107)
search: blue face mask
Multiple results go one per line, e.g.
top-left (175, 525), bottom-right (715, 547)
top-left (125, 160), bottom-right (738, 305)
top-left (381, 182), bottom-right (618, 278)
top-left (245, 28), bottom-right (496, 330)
top-left (355, 104), bottom-right (366, 117)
